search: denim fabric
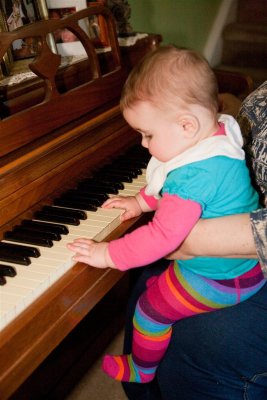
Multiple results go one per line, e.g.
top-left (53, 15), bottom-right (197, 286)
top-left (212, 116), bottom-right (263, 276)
top-left (123, 263), bottom-right (267, 400)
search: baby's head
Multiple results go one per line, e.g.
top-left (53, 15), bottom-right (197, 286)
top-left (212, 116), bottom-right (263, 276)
top-left (121, 45), bottom-right (218, 116)
top-left (121, 46), bottom-right (219, 161)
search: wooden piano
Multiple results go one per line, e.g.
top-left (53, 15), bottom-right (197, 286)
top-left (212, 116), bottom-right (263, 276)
top-left (0, 6), bottom-right (161, 399)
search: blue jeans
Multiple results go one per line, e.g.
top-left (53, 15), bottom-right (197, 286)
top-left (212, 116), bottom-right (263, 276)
top-left (122, 261), bottom-right (267, 400)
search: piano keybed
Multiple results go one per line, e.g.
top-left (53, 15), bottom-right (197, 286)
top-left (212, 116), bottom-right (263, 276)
top-left (0, 146), bottom-right (149, 331)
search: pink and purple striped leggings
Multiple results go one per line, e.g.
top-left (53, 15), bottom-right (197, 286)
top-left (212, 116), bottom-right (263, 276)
top-left (130, 261), bottom-right (265, 381)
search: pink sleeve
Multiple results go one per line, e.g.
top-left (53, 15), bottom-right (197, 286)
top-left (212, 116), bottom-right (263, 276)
top-left (139, 187), bottom-right (158, 210)
top-left (108, 193), bottom-right (202, 271)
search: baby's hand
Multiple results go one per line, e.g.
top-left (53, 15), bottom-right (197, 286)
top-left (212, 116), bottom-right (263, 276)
top-left (102, 195), bottom-right (142, 222)
top-left (67, 238), bottom-right (115, 269)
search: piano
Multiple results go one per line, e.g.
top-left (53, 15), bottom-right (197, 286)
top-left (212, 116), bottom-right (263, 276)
top-left (0, 6), bottom-right (161, 399)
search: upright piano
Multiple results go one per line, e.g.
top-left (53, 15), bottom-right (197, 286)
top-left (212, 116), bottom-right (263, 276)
top-left (0, 7), bottom-right (161, 399)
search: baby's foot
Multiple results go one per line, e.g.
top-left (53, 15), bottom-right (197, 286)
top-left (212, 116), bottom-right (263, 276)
top-left (102, 354), bottom-right (155, 383)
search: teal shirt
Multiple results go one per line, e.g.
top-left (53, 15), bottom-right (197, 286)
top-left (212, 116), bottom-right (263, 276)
top-left (162, 156), bottom-right (259, 279)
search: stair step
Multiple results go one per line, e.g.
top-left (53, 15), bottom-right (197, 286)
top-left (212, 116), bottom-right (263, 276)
top-left (219, 0), bottom-right (267, 91)
top-left (216, 64), bottom-right (267, 89)
top-left (222, 43), bottom-right (267, 68)
top-left (223, 23), bottom-right (267, 44)
top-left (222, 23), bottom-right (267, 68)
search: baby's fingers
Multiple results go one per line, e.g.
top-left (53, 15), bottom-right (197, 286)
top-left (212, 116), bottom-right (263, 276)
top-left (67, 238), bottom-right (94, 251)
top-left (102, 197), bottom-right (125, 209)
top-left (120, 209), bottom-right (137, 221)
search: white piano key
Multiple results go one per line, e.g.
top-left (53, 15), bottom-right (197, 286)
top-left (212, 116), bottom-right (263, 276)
top-left (0, 293), bottom-right (26, 319)
top-left (123, 183), bottom-right (144, 191)
top-left (0, 284), bottom-right (32, 298)
top-left (5, 274), bottom-right (47, 290)
top-left (5, 268), bottom-right (47, 282)
top-left (0, 303), bottom-right (16, 330)
top-left (0, 310), bottom-right (7, 330)
top-left (0, 285), bottom-right (36, 316)
top-left (117, 189), bottom-right (141, 196)
top-left (0, 291), bottom-right (26, 305)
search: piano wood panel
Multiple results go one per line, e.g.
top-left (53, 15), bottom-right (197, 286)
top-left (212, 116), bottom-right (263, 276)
top-left (0, 72), bottom-right (126, 158)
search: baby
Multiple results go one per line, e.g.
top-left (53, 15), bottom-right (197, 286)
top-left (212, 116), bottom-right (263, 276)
top-left (67, 46), bottom-right (264, 383)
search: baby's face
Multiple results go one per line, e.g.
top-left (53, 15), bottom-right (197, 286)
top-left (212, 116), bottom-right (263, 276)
top-left (123, 101), bottom-right (191, 162)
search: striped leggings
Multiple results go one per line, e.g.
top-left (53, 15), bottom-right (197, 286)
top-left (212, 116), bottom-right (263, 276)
top-left (132, 261), bottom-right (265, 377)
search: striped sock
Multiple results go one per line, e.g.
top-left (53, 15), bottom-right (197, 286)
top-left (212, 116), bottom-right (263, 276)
top-left (102, 354), bottom-right (156, 383)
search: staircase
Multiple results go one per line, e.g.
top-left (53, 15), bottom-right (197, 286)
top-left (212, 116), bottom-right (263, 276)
top-left (216, 0), bottom-right (267, 88)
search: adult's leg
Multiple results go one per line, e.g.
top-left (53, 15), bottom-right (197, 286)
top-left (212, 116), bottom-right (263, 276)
top-left (123, 262), bottom-right (267, 400)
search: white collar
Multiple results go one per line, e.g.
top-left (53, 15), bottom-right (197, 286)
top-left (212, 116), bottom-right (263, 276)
top-left (145, 114), bottom-right (245, 198)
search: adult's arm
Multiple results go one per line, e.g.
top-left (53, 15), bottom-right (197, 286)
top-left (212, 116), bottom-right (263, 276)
top-left (167, 213), bottom-right (257, 260)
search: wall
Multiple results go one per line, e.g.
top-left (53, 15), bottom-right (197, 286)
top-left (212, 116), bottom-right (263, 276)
top-left (129, 0), bottom-right (223, 53)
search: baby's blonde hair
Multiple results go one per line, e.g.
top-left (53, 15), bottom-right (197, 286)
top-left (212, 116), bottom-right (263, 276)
top-left (120, 45), bottom-right (219, 116)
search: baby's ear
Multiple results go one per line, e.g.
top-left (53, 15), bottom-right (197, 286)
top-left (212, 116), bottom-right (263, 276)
top-left (178, 114), bottom-right (200, 138)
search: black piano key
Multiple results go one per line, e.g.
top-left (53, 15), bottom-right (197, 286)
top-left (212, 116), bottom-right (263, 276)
top-left (63, 189), bottom-right (108, 203)
top-left (129, 149), bottom-right (149, 165)
top-left (116, 163), bottom-right (141, 174)
top-left (56, 192), bottom-right (102, 207)
top-left (40, 206), bottom-right (87, 220)
top-left (126, 145), bottom-right (150, 160)
top-left (0, 276), bottom-right (6, 285)
top-left (12, 226), bottom-right (61, 241)
top-left (115, 156), bottom-right (148, 169)
top-left (78, 178), bottom-right (123, 191)
top-left (110, 162), bottom-right (143, 175)
top-left (34, 211), bottom-right (80, 226)
top-left (21, 220), bottom-right (69, 235)
top-left (76, 183), bottom-right (118, 195)
top-left (0, 264), bottom-right (17, 277)
top-left (0, 242), bottom-right (40, 258)
top-left (53, 198), bottom-right (97, 211)
top-left (0, 249), bottom-right (31, 265)
top-left (94, 172), bottom-right (133, 183)
top-left (4, 231), bottom-right (53, 248)
top-left (99, 165), bottom-right (139, 178)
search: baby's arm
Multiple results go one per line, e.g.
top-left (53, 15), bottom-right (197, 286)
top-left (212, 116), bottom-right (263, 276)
top-left (108, 194), bottom-right (202, 270)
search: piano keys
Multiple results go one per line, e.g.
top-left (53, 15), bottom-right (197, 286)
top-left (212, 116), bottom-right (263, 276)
top-left (0, 146), bottom-right (149, 331)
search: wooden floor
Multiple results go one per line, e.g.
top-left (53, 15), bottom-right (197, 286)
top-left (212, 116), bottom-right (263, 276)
top-left (65, 329), bottom-right (127, 400)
